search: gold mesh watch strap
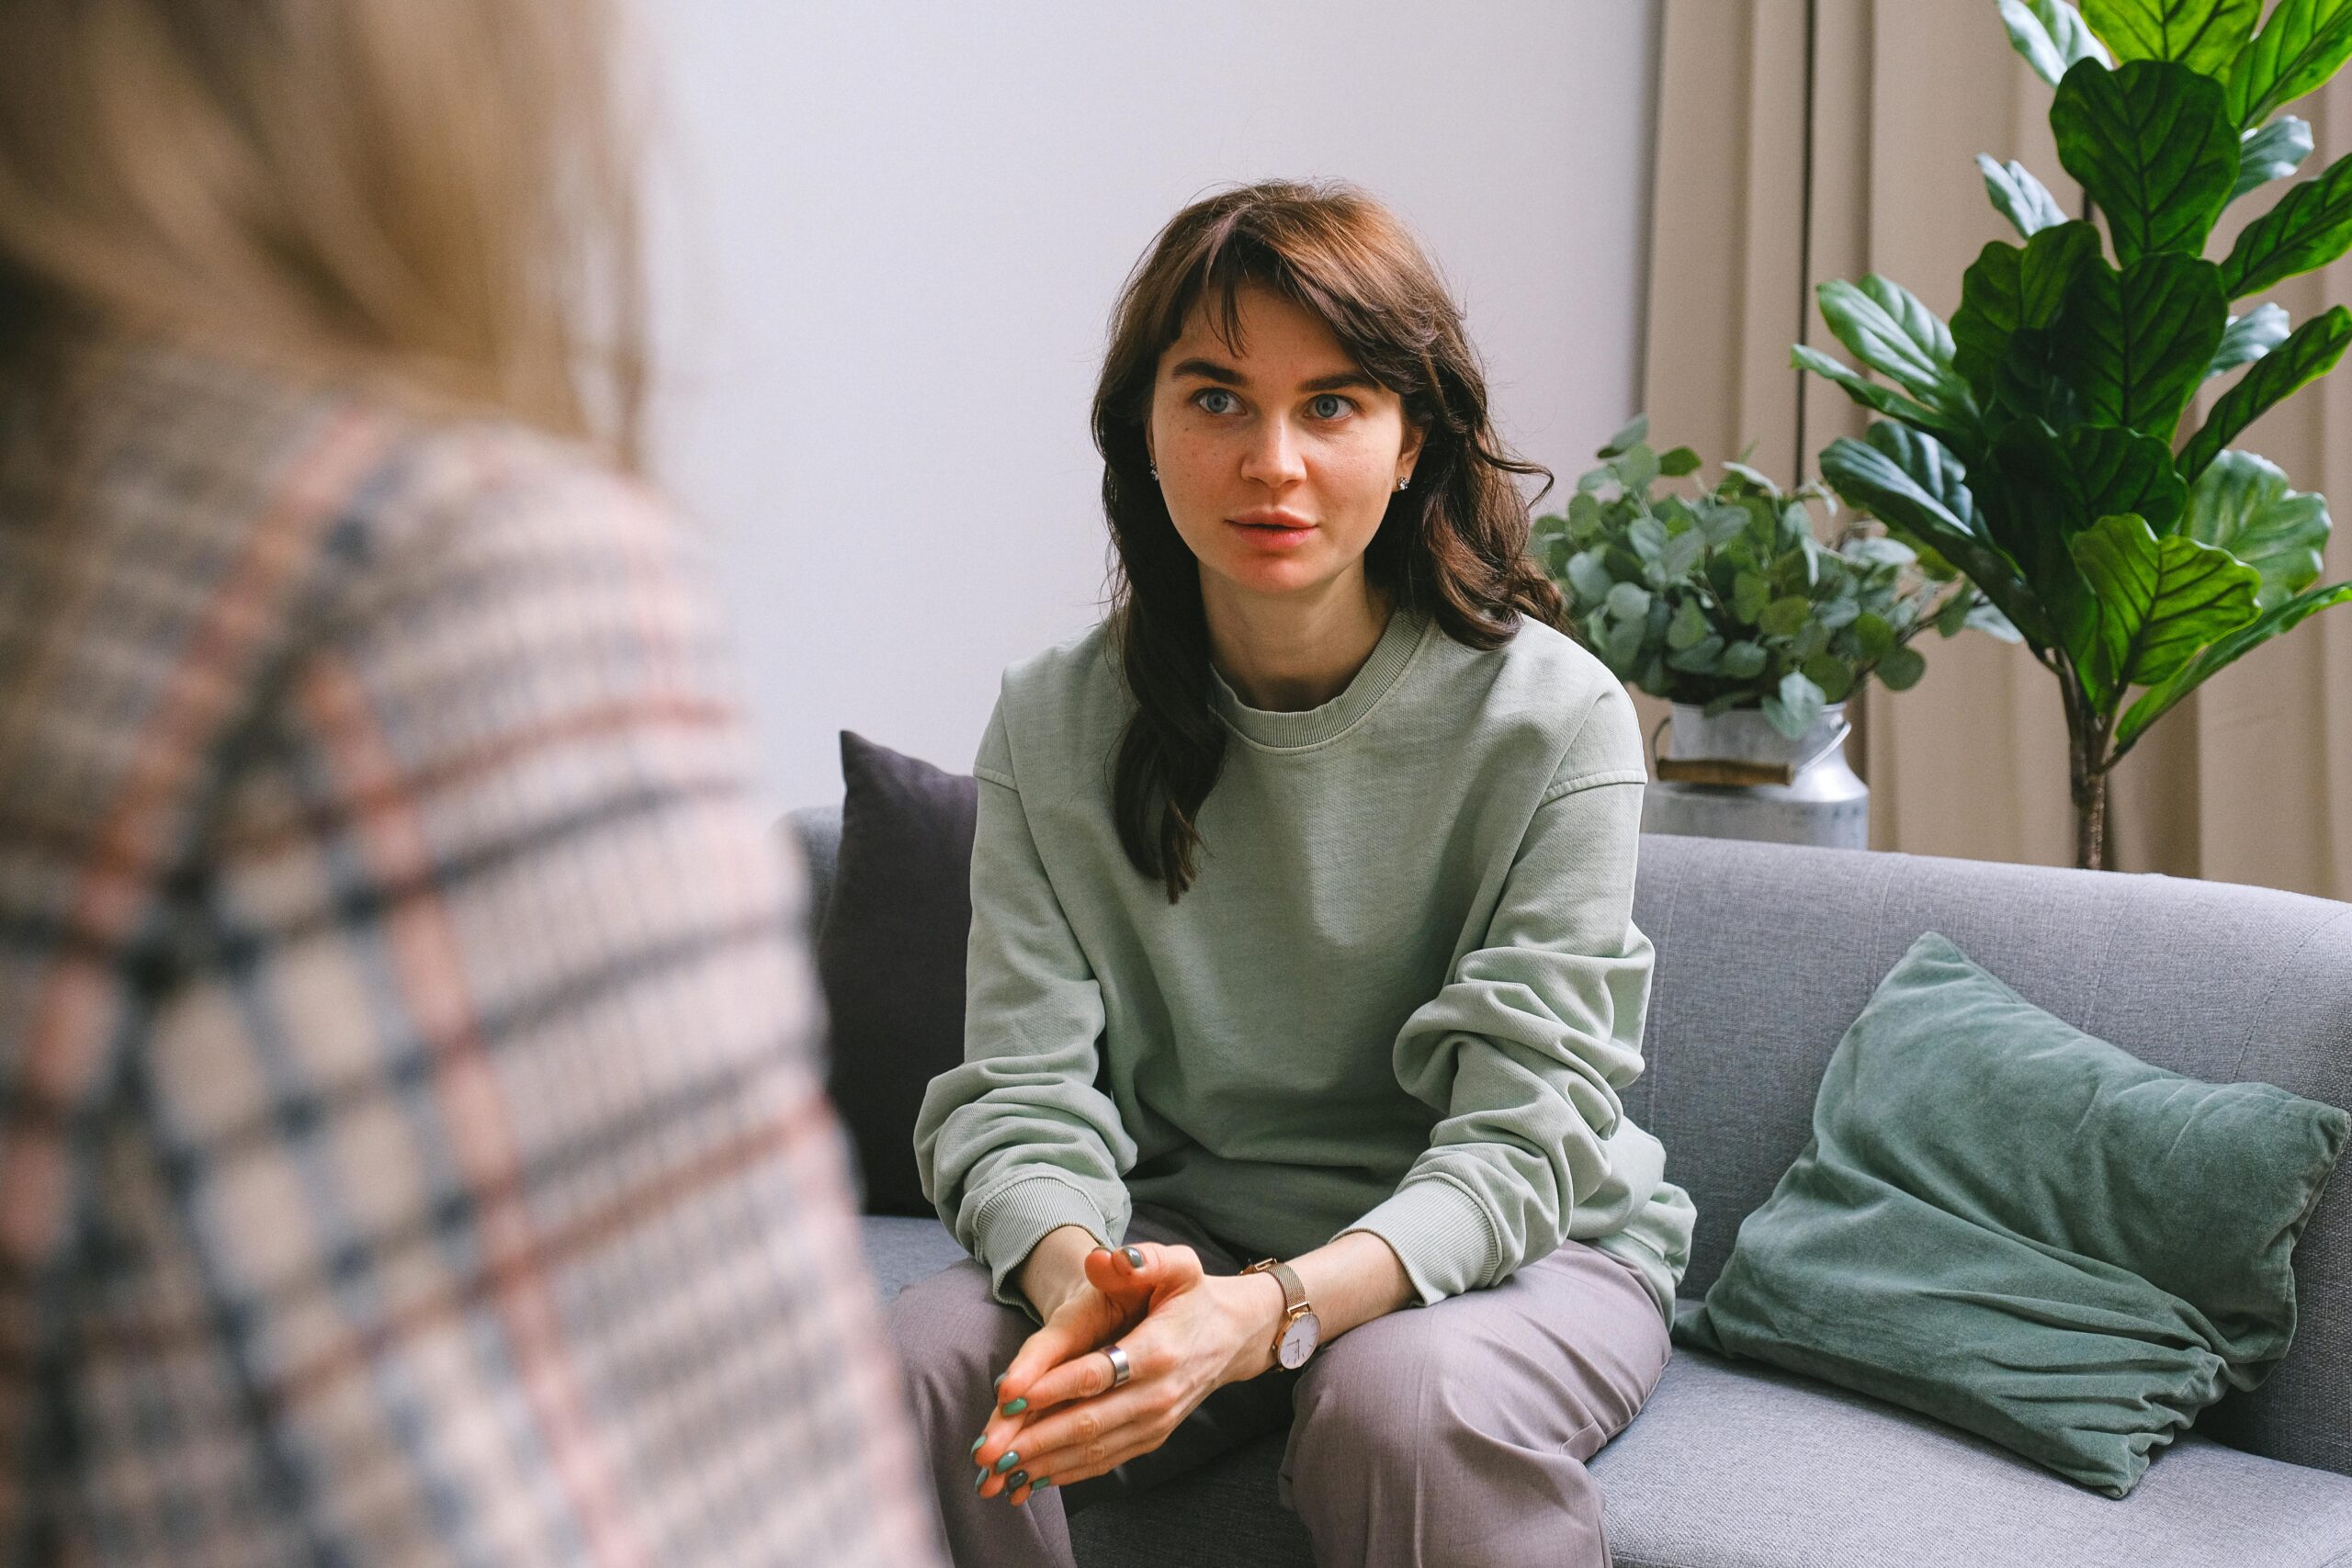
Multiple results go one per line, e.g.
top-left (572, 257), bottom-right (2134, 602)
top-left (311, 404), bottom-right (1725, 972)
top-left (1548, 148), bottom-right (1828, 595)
top-left (1266, 1260), bottom-right (1306, 1316)
top-left (1241, 1258), bottom-right (1310, 1359)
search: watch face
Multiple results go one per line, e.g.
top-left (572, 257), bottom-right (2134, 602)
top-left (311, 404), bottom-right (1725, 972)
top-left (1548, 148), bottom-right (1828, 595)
top-left (1278, 1311), bottom-right (1321, 1370)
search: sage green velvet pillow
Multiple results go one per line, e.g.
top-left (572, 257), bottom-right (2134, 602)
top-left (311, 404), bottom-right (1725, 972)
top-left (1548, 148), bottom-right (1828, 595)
top-left (1674, 931), bottom-right (2349, 1497)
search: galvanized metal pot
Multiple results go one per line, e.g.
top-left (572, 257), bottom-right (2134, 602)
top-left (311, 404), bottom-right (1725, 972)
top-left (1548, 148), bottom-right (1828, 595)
top-left (1640, 703), bottom-right (1870, 850)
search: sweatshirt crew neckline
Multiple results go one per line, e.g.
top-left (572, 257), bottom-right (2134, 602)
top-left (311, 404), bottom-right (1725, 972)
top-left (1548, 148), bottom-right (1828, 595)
top-left (1207, 601), bottom-right (1434, 750)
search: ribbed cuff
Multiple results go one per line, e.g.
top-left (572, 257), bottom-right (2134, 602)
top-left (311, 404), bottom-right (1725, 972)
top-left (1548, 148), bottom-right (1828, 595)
top-left (970, 1173), bottom-right (1111, 1322)
top-left (1334, 1175), bottom-right (1499, 1306)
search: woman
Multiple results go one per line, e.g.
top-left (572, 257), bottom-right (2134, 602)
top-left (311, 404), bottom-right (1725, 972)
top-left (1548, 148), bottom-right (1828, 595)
top-left (894, 181), bottom-right (1697, 1567)
top-left (0, 4), bottom-right (940, 1562)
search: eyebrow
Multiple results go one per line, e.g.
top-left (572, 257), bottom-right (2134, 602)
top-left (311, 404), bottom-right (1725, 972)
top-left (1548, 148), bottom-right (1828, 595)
top-left (1167, 358), bottom-right (1384, 394)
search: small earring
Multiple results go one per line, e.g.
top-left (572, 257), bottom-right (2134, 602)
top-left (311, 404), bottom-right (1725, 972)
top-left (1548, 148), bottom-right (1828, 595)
top-left (1396, 474), bottom-right (1410, 491)
top-left (1149, 462), bottom-right (1159, 479)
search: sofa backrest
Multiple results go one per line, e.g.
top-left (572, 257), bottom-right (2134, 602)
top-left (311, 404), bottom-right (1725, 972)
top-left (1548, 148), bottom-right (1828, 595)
top-left (782, 804), bottom-right (2352, 1478)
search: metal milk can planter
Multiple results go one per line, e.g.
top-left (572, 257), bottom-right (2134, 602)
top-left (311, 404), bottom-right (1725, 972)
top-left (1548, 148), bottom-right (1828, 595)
top-left (1641, 702), bottom-right (1869, 850)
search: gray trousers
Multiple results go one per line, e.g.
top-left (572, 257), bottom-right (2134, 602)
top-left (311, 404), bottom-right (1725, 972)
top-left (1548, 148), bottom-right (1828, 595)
top-left (885, 1201), bottom-right (1672, 1568)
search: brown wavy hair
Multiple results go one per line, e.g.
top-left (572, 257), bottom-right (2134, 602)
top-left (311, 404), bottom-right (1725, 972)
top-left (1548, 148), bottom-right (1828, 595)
top-left (1092, 178), bottom-right (1565, 904)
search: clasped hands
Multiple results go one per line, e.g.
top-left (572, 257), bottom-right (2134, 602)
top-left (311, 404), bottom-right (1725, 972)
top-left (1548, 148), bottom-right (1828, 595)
top-left (970, 1240), bottom-right (1283, 1506)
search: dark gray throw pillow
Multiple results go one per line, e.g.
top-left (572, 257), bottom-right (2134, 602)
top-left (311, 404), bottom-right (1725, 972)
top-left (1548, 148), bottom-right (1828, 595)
top-left (814, 731), bottom-right (978, 1217)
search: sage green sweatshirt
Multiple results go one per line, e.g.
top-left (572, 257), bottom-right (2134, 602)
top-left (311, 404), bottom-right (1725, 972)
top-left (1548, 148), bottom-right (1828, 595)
top-left (912, 602), bottom-right (1696, 1327)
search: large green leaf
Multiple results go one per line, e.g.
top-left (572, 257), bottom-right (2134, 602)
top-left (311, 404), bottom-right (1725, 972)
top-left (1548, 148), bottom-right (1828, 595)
top-left (1952, 222), bottom-right (2106, 401)
top-left (1818, 426), bottom-right (2054, 648)
top-left (1977, 155), bottom-right (2071, 238)
top-left (1973, 424), bottom-right (2184, 645)
top-left (2083, 0), bottom-right (2261, 74)
top-left (2067, 425), bottom-right (2193, 535)
top-left (2177, 304), bottom-right (2352, 480)
top-left (1993, 325), bottom-right (2086, 429)
top-left (2231, 116), bottom-right (2315, 200)
top-left (1966, 425), bottom-right (2182, 592)
top-left (1791, 344), bottom-right (1974, 453)
top-left (2224, 0), bottom-right (2352, 130)
top-left (2069, 512), bottom-right (2260, 704)
top-left (1957, 224), bottom-right (2104, 434)
top-left (2217, 146), bottom-right (2352, 298)
top-left (2183, 450), bottom-right (2332, 606)
top-left (2003, 0), bottom-right (2116, 84)
top-left (1815, 276), bottom-right (1973, 415)
top-left (1857, 422), bottom-right (1983, 537)
top-left (2207, 301), bottom-right (2291, 378)
top-left (1952, 243), bottom-right (2024, 401)
top-left (2052, 58), bottom-right (2239, 265)
top-left (2021, 221), bottom-right (2107, 323)
top-left (2113, 579), bottom-right (2352, 754)
top-left (1981, 423), bottom-right (2107, 637)
top-left (2052, 253), bottom-right (2228, 437)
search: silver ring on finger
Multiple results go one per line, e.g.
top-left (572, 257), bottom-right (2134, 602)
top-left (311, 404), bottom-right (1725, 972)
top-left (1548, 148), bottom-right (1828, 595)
top-left (1102, 1342), bottom-right (1132, 1387)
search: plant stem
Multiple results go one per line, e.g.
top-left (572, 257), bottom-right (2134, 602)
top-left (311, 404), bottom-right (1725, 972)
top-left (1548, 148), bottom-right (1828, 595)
top-left (2058, 660), bottom-right (2116, 872)
top-left (2073, 759), bottom-right (2109, 871)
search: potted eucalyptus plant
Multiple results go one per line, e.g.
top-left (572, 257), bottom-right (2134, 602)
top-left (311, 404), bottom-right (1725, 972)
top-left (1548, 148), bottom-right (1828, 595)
top-left (1532, 418), bottom-right (1989, 848)
top-left (1801, 0), bottom-right (2352, 869)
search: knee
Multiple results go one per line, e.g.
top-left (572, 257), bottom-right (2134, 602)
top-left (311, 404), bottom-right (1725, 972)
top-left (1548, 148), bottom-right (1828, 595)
top-left (1292, 1311), bottom-right (1487, 1464)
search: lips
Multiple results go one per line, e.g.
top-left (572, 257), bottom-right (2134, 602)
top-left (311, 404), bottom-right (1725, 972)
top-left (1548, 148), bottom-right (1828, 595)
top-left (1228, 510), bottom-right (1314, 549)
top-left (1227, 518), bottom-right (1315, 549)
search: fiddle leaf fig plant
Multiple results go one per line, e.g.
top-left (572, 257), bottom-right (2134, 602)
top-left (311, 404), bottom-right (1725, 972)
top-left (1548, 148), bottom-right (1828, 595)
top-left (1532, 417), bottom-right (1990, 741)
top-left (1803, 0), bottom-right (2352, 869)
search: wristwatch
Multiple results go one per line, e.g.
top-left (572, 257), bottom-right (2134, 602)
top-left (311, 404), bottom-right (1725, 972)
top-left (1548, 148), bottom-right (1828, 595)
top-left (1238, 1258), bottom-right (1320, 1371)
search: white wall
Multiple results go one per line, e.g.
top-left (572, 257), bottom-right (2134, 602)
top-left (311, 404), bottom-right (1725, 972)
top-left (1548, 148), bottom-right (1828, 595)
top-left (639, 1), bottom-right (1662, 812)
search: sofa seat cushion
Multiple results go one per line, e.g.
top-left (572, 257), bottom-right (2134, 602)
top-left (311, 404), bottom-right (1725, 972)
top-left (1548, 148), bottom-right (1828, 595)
top-left (1053, 1344), bottom-right (2352, 1568)
top-left (854, 1217), bottom-right (2352, 1567)
top-left (861, 1213), bottom-right (973, 1302)
top-left (1593, 1339), bottom-right (2352, 1568)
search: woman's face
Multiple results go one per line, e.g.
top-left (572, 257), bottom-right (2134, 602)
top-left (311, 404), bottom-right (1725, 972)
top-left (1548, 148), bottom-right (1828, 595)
top-left (1147, 283), bottom-right (1423, 611)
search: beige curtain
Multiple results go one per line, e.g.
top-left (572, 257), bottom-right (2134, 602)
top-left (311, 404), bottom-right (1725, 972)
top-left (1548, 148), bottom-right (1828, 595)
top-left (1642, 0), bottom-right (2352, 898)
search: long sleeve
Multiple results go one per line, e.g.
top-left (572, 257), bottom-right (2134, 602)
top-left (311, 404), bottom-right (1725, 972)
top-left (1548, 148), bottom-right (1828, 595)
top-left (1337, 683), bottom-right (1664, 1305)
top-left (0, 384), bottom-right (944, 1565)
top-left (912, 696), bottom-right (1137, 1324)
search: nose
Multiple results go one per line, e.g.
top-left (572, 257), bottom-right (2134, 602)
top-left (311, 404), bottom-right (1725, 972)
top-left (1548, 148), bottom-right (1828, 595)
top-left (1238, 412), bottom-right (1306, 490)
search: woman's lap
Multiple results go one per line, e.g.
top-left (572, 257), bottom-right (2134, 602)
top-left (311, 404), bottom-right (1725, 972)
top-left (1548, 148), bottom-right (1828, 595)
top-left (887, 1206), bottom-right (1671, 1562)
top-left (1281, 1236), bottom-right (1670, 1506)
top-left (1051, 1203), bottom-right (1305, 1513)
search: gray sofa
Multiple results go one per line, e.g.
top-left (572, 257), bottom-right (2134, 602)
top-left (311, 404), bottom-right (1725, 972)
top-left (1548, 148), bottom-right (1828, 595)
top-left (787, 804), bottom-right (2352, 1567)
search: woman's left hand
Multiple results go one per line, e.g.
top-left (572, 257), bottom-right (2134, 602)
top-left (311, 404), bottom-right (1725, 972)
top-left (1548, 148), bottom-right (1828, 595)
top-left (972, 1246), bottom-right (1283, 1505)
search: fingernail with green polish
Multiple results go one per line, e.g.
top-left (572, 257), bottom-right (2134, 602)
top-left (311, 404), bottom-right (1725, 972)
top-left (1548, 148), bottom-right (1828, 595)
top-left (1123, 1247), bottom-right (1144, 1268)
top-left (1032, 1476), bottom-right (1057, 1492)
top-left (1000, 1397), bottom-right (1027, 1416)
top-left (994, 1450), bottom-right (1021, 1474)
top-left (974, 1468), bottom-right (990, 1494)
top-left (970, 1436), bottom-right (986, 1457)
top-left (1008, 1470), bottom-right (1027, 1491)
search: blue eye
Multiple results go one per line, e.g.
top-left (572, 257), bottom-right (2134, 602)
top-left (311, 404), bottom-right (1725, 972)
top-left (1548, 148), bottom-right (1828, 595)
top-left (1309, 393), bottom-right (1353, 420)
top-left (1194, 388), bottom-right (1240, 415)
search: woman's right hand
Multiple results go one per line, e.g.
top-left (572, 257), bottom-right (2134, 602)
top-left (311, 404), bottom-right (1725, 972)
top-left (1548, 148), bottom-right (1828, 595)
top-left (973, 1241), bottom-right (1205, 1497)
top-left (1023, 1241), bottom-right (1203, 1383)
